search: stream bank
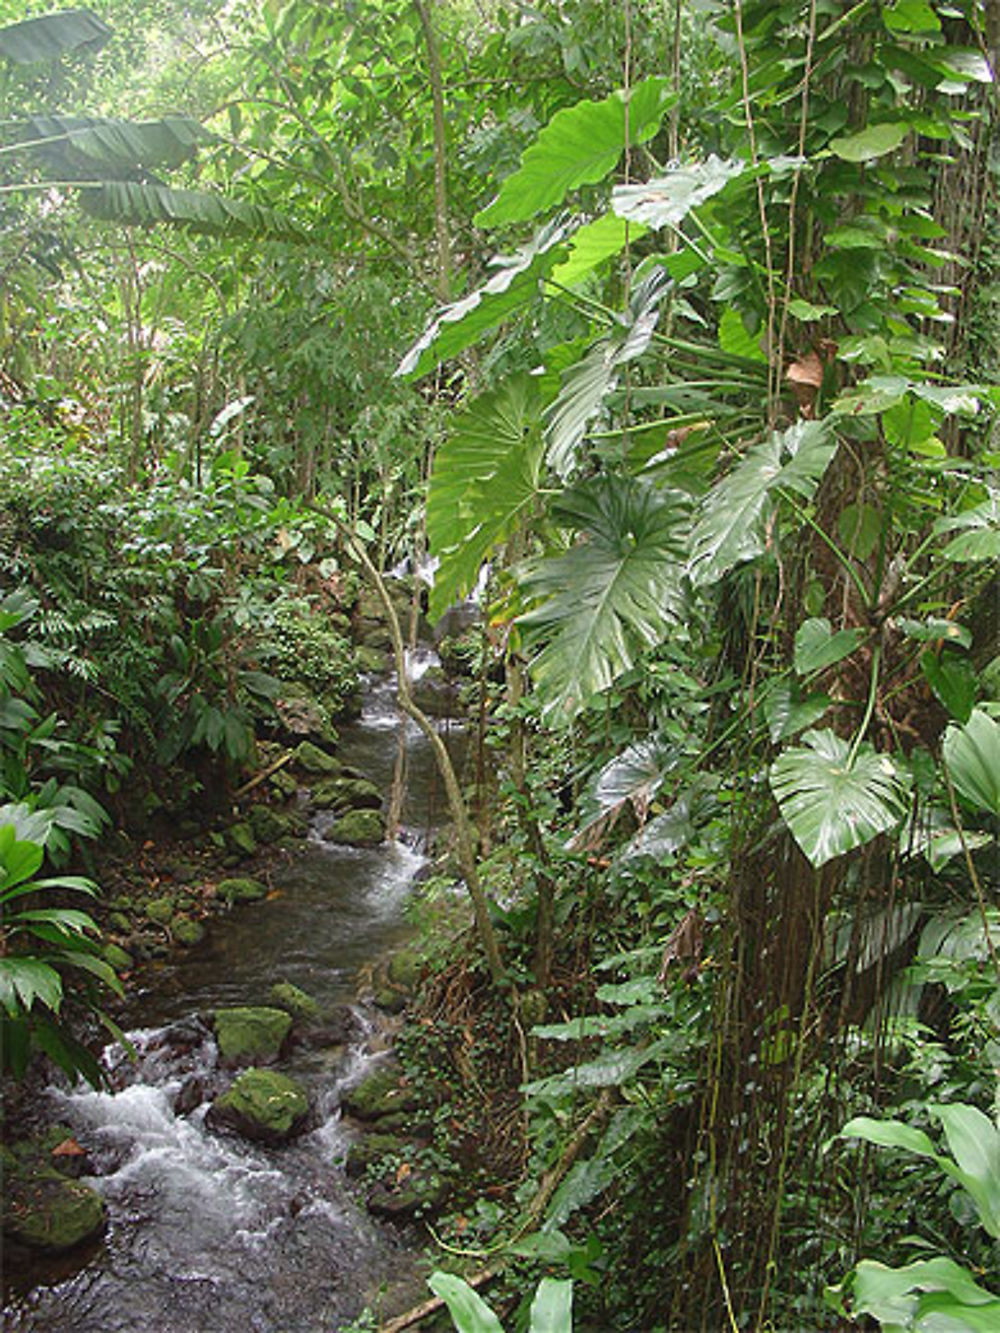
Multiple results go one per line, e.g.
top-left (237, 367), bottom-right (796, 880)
top-left (1, 632), bottom-right (475, 1332)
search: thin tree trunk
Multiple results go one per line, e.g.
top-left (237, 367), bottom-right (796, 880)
top-left (307, 501), bottom-right (505, 985)
top-left (413, 0), bottom-right (452, 301)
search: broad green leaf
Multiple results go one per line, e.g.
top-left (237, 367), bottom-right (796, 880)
top-left (935, 493), bottom-right (1000, 563)
top-left (688, 421), bottom-right (837, 586)
top-left (11, 908), bottom-right (96, 937)
top-left (841, 1115), bottom-right (939, 1160)
top-left (613, 156), bottom-right (746, 229)
top-left (896, 617), bottom-right (971, 650)
top-left (426, 1274), bottom-right (503, 1333)
top-left (787, 298), bottom-right (839, 320)
top-left (830, 122), bottom-right (910, 162)
top-left (545, 268), bottom-right (669, 476)
top-left (920, 650), bottom-right (976, 722)
top-left (578, 737), bottom-right (675, 834)
top-left (883, 0), bottom-right (941, 34)
top-left (931, 1104), bottom-right (1000, 1238)
top-left (770, 730), bottom-right (909, 867)
top-left (0, 9), bottom-right (110, 63)
top-left (943, 710), bottom-right (1000, 814)
top-left (520, 477), bottom-right (688, 720)
top-left (794, 618), bottom-right (865, 676)
top-left (764, 682), bottom-right (830, 742)
top-left (427, 374), bottom-right (545, 619)
top-left (529, 1278), bottom-right (573, 1333)
top-left (852, 1258), bottom-right (1000, 1327)
top-left (914, 1292), bottom-right (1000, 1331)
top-left (0, 958), bottom-right (63, 1015)
top-left (718, 308), bottom-right (766, 362)
top-left (397, 220), bottom-right (570, 379)
top-left (549, 213), bottom-right (647, 289)
top-left (81, 181), bottom-right (307, 243)
top-left (16, 115), bottom-right (205, 177)
top-left (476, 77), bottom-right (672, 227)
top-left (0, 835), bottom-right (44, 892)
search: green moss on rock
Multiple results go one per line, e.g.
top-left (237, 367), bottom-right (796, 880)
top-left (294, 740), bottom-right (343, 776)
top-left (3, 1168), bottom-right (105, 1252)
top-left (248, 803), bottom-right (294, 844)
top-left (171, 915), bottom-right (205, 947)
top-left (217, 877), bottom-right (268, 905)
top-left (310, 776), bottom-right (382, 812)
top-left (269, 981), bottom-right (320, 1023)
top-left (209, 1068), bottom-right (310, 1144)
top-left (341, 1066), bottom-right (419, 1122)
top-left (328, 808), bottom-right (384, 847)
top-left (145, 895), bottom-right (176, 925)
top-left (225, 821), bottom-right (257, 857)
top-left (212, 1006), bottom-right (292, 1064)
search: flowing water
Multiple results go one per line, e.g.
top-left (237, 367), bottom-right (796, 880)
top-left (2, 658), bottom-right (465, 1332)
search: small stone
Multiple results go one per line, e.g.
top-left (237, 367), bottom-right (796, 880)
top-left (145, 896), bottom-right (176, 926)
top-left (108, 911), bottom-right (132, 933)
top-left (310, 777), bottom-right (382, 812)
top-left (225, 822), bottom-right (257, 857)
top-left (217, 877), bottom-right (268, 905)
top-left (170, 915), bottom-right (205, 947)
top-left (344, 1132), bottom-right (409, 1180)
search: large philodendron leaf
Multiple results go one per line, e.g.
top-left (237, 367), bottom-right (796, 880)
top-left (426, 374), bottom-right (545, 620)
top-left (80, 181), bottom-right (309, 243)
top-left (545, 268), bottom-right (669, 477)
top-left (0, 9), bottom-right (110, 63)
top-left (476, 77), bottom-right (673, 228)
top-left (935, 488), bottom-right (1000, 563)
top-left (575, 736), bottom-right (676, 846)
top-left (548, 213), bottom-right (648, 290)
top-left (770, 729), bottom-right (910, 867)
top-left (13, 115), bottom-right (206, 178)
top-left (397, 220), bottom-right (570, 379)
top-left (520, 476), bottom-right (688, 720)
top-left (612, 156), bottom-right (747, 229)
top-left (848, 1257), bottom-right (1000, 1331)
top-left (688, 420), bottom-right (838, 587)
top-left (942, 709), bottom-right (1000, 815)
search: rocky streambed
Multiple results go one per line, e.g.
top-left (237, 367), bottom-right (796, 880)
top-left (1, 654), bottom-right (469, 1332)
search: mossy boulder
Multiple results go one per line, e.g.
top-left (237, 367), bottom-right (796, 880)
top-left (366, 1170), bottom-right (450, 1222)
top-left (3, 1167), bottom-right (105, 1252)
top-left (269, 768), bottom-right (299, 800)
top-left (108, 910), bottom-right (132, 933)
top-left (170, 915), bottom-right (205, 947)
top-left (328, 808), bottom-right (384, 847)
top-left (224, 821), bottom-right (257, 857)
top-left (310, 776), bottom-right (382, 813)
top-left (207, 1068), bottom-right (310, 1144)
top-left (145, 895), bottom-right (176, 926)
top-left (356, 622), bottom-right (393, 651)
top-left (341, 1066), bottom-right (419, 1122)
top-left (344, 1131), bottom-right (409, 1180)
top-left (274, 686), bottom-right (340, 748)
top-left (355, 645), bottom-right (389, 674)
top-left (217, 877), bottom-right (268, 905)
top-left (269, 981), bottom-right (320, 1023)
top-left (293, 739), bottom-right (343, 777)
top-left (212, 1006), bottom-right (292, 1064)
top-left (248, 803), bottom-right (295, 844)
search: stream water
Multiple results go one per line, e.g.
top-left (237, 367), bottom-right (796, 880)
top-left (2, 656), bottom-right (463, 1332)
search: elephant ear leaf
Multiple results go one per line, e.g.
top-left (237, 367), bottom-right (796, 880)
top-left (770, 729), bottom-right (909, 867)
top-left (426, 374), bottom-right (545, 621)
top-left (943, 709), bottom-right (1000, 815)
top-left (520, 476), bottom-right (687, 721)
top-left (397, 220), bottom-right (570, 379)
top-left (689, 420), bottom-right (837, 587)
top-left (476, 76), bottom-right (672, 227)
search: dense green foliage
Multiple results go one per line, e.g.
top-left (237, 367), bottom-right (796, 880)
top-left (1, 0), bottom-right (998, 1328)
